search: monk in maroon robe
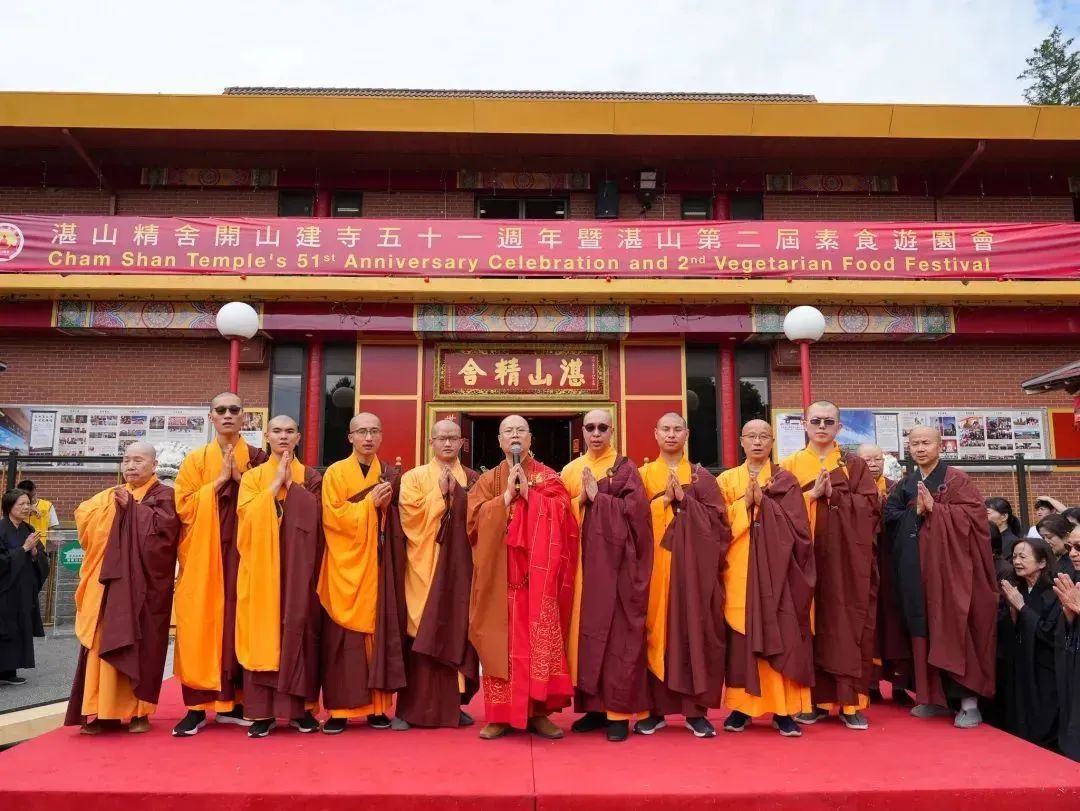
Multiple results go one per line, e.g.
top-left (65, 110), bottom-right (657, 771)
top-left (67, 442), bottom-right (179, 733)
top-left (561, 411), bottom-right (652, 742)
top-left (883, 426), bottom-right (997, 728)
top-left (235, 416), bottom-right (323, 738)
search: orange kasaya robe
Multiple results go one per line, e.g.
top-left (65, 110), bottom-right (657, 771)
top-left (235, 456), bottom-right (322, 719)
top-left (561, 446), bottom-right (639, 721)
top-left (71, 477), bottom-right (177, 722)
top-left (717, 463), bottom-right (813, 717)
top-left (173, 438), bottom-right (264, 712)
top-left (318, 455), bottom-right (393, 718)
top-left (780, 444), bottom-right (871, 713)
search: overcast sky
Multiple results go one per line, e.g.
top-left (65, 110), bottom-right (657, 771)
top-left (3, 1), bottom-right (1078, 104)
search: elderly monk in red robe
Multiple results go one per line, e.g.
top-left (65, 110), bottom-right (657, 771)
top-left (719, 421), bottom-right (814, 738)
top-left (561, 409), bottom-right (652, 743)
top-left (67, 442), bottom-right (179, 734)
top-left (172, 392), bottom-right (267, 737)
top-left (637, 412), bottom-right (729, 739)
top-left (392, 419), bottom-right (480, 730)
top-left (858, 442), bottom-right (913, 708)
top-left (883, 426), bottom-right (997, 728)
top-left (319, 412), bottom-right (403, 734)
top-left (781, 400), bottom-right (880, 731)
top-left (467, 414), bottom-right (579, 740)
top-left (236, 415), bottom-right (323, 738)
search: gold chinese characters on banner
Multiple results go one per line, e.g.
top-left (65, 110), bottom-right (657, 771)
top-left (434, 344), bottom-right (607, 400)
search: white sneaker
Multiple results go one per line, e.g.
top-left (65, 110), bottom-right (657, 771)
top-left (954, 708), bottom-right (982, 729)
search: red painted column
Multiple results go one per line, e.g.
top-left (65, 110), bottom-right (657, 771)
top-left (799, 341), bottom-right (813, 411)
top-left (314, 188), bottom-right (331, 218)
top-left (228, 337), bottom-right (241, 394)
top-left (712, 194), bottom-right (730, 220)
top-left (719, 342), bottom-right (738, 468)
top-left (303, 339), bottom-right (324, 465)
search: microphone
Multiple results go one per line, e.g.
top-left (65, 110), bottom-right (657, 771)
top-left (510, 442), bottom-right (522, 492)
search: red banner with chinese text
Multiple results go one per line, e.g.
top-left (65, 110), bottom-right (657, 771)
top-left (436, 345), bottom-right (606, 399)
top-left (1, 216), bottom-right (1078, 280)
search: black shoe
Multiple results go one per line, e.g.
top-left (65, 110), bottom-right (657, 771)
top-left (605, 720), bottom-right (630, 742)
top-left (247, 719), bottom-right (275, 738)
top-left (773, 715), bottom-right (802, 737)
top-left (571, 711), bottom-right (607, 733)
top-left (633, 715), bottom-right (667, 735)
top-left (367, 713), bottom-right (391, 729)
top-left (322, 718), bottom-right (348, 735)
top-left (839, 710), bottom-right (869, 730)
top-left (0, 675), bottom-right (27, 686)
top-left (685, 716), bottom-right (717, 738)
top-left (794, 707), bottom-right (830, 725)
top-left (723, 711), bottom-right (751, 732)
top-left (216, 706), bottom-right (253, 727)
top-left (172, 710), bottom-right (207, 737)
top-left (458, 710), bottom-right (474, 727)
top-left (290, 712), bottom-right (320, 733)
top-left (869, 685), bottom-right (884, 703)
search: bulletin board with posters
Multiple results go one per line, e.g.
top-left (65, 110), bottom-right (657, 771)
top-left (772, 407), bottom-right (1050, 472)
top-left (0, 404), bottom-right (214, 471)
top-left (239, 408), bottom-right (269, 450)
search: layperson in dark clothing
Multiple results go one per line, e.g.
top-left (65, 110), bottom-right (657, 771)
top-left (1051, 538), bottom-right (1080, 761)
top-left (0, 488), bottom-right (50, 685)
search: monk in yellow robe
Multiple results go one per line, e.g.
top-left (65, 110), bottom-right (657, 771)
top-left (780, 401), bottom-right (880, 731)
top-left (638, 413), bottom-right (730, 739)
top-left (719, 420), bottom-right (815, 737)
top-left (318, 412), bottom-right (401, 734)
top-left (171, 392), bottom-right (267, 736)
top-left (236, 416), bottom-right (323, 738)
top-left (67, 442), bottom-right (179, 734)
top-left (392, 419), bottom-right (480, 729)
top-left (561, 409), bottom-right (652, 743)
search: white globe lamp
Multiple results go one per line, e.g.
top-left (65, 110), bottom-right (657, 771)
top-left (781, 305), bottom-right (825, 409)
top-left (216, 302), bottom-right (260, 393)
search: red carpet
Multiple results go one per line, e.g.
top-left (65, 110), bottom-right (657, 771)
top-left (2, 678), bottom-right (1079, 810)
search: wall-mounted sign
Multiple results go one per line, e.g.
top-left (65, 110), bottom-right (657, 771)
top-left (435, 344), bottom-right (607, 400)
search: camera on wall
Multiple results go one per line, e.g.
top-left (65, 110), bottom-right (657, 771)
top-left (0, 361), bottom-right (7, 373)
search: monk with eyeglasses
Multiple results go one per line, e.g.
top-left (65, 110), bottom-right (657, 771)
top-left (780, 400), bottom-right (880, 731)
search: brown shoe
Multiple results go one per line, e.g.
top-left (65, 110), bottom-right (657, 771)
top-left (80, 720), bottom-right (106, 736)
top-left (528, 716), bottom-right (564, 739)
top-left (479, 722), bottom-right (511, 740)
top-left (128, 715), bottom-right (151, 734)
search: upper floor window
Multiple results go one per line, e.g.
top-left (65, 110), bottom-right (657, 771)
top-left (476, 197), bottom-right (568, 219)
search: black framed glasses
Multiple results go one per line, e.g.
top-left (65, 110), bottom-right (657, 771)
top-left (584, 423), bottom-right (611, 433)
top-left (213, 405), bottom-right (242, 415)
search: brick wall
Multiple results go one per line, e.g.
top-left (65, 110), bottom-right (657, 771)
top-left (115, 188), bottom-right (278, 216)
top-left (0, 335), bottom-right (269, 516)
top-left (763, 194), bottom-right (1075, 222)
top-left (0, 187), bottom-right (114, 214)
top-left (361, 191), bottom-right (474, 218)
top-left (770, 341), bottom-right (1080, 511)
top-left (618, 193), bottom-right (682, 220)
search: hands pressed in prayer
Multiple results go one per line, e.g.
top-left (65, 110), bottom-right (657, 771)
top-left (504, 464), bottom-right (529, 506)
top-left (439, 466), bottom-right (455, 497)
top-left (744, 477), bottom-right (763, 509)
top-left (669, 472), bottom-right (684, 504)
top-left (113, 485), bottom-right (131, 508)
top-left (1053, 572), bottom-right (1080, 620)
top-left (216, 445), bottom-right (236, 491)
top-left (371, 481), bottom-right (394, 509)
top-left (808, 468), bottom-right (831, 500)
top-left (1000, 579), bottom-right (1025, 615)
top-left (271, 450), bottom-right (293, 492)
top-left (915, 481), bottom-right (934, 516)
top-left (22, 530), bottom-right (40, 553)
top-left (581, 467), bottom-right (599, 506)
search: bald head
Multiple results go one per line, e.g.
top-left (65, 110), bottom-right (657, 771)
top-left (655, 411), bottom-right (688, 457)
top-left (268, 414), bottom-right (299, 431)
top-left (582, 409), bottom-right (614, 454)
top-left (430, 419), bottom-right (463, 463)
top-left (266, 414), bottom-right (301, 458)
top-left (349, 412), bottom-right (381, 433)
top-left (209, 391), bottom-right (244, 439)
top-left (211, 391), bottom-right (243, 408)
top-left (740, 419), bottom-right (773, 463)
top-left (857, 443), bottom-right (884, 480)
top-left (433, 419), bottom-right (460, 436)
top-left (908, 425), bottom-right (942, 470)
top-left (656, 412), bottom-right (686, 430)
top-left (348, 412), bottom-right (383, 462)
top-left (498, 414), bottom-right (532, 458)
top-left (121, 441), bottom-right (158, 487)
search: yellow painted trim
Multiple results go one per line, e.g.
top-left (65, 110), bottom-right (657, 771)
top-left (415, 343), bottom-right (424, 468)
top-left (2, 92), bottom-right (1078, 141)
top-left (14, 274), bottom-right (1076, 306)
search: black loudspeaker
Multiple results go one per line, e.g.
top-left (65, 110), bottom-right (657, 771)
top-left (595, 180), bottom-right (619, 219)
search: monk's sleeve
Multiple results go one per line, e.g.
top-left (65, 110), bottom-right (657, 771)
top-left (779, 455), bottom-right (816, 517)
top-left (235, 469), bottom-right (282, 672)
top-left (466, 473), bottom-right (510, 679)
top-left (319, 466), bottom-right (379, 633)
top-left (589, 465), bottom-right (652, 562)
top-left (173, 452), bottom-right (212, 529)
top-left (399, 472), bottom-right (447, 546)
top-left (467, 473), bottom-right (507, 548)
top-left (128, 489), bottom-right (181, 580)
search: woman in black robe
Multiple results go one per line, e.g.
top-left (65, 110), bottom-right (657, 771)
top-left (0, 488), bottom-right (50, 685)
top-left (997, 537), bottom-right (1061, 749)
top-left (987, 497), bottom-right (1022, 581)
top-left (1052, 539), bottom-right (1080, 762)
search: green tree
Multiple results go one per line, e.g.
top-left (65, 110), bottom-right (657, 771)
top-left (1018, 26), bottom-right (1080, 105)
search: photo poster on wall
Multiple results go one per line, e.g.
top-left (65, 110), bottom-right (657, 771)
top-left (240, 408), bottom-right (269, 450)
top-left (0, 405), bottom-right (214, 471)
top-left (772, 407), bottom-right (1049, 472)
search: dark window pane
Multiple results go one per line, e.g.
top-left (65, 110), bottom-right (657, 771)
top-left (325, 343), bottom-right (357, 376)
top-left (322, 374), bottom-right (356, 466)
top-left (477, 197), bottom-right (520, 219)
top-left (278, 190), bottom-right (314, 217)
top-left (739, 376), bottom-right (769, 426)
top-left (729, 193), bottom-right (764, 220)
top-left (685, 345), bottom-right (719, 468)
top-left (681, 196), bottom-right (712, 219)
top-left (331, 191), bottom-right (362, 217)
top-left (272, 344), bottom-right (304, 374)
top-left (522, 198), bottom-right (567, 219)
top-left (271, 374), bottom-right (303, 428)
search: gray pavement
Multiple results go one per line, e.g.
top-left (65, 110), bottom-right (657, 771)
top-left (0, 632), bottom-right (175, 714)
